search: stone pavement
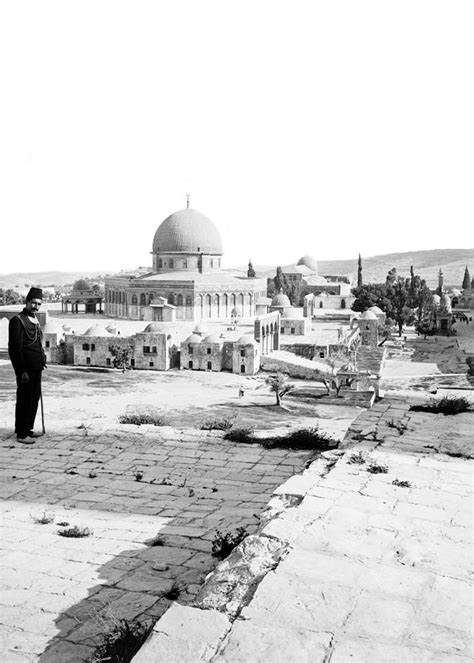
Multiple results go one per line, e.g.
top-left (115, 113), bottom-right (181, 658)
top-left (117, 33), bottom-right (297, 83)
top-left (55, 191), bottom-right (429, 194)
top-left (0, 425), bottom-right (311, 662)
top-left (133, 397), bottom-right (473, 662)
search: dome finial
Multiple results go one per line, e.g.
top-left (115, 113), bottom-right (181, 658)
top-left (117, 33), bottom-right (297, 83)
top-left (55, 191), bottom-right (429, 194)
top-left (186, 193), bottom-right (190, 209)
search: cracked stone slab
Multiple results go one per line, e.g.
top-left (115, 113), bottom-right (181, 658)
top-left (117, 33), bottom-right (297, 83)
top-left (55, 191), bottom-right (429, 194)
top-left (131, 604), bottom-right (230, 663)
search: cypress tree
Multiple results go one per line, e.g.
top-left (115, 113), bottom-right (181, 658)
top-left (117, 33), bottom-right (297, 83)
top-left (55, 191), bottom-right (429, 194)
top-left (357, 254), bottom-right (363, 287)
top-left (247, 259), bottom-right (256, 278)
top-left (462, 266), bottom-right (471, 290)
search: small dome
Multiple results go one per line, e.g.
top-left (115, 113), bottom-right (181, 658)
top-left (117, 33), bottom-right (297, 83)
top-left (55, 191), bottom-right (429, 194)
top-left (185, 333), bottom-right (202, 344)
top-left (271, 291), bottom-right (291, 308)
top-left (297, 254), bottom-right (318, 272)
top-left (204, 334), bottom-right (222, 344)
top-left (42, 321), bottom-right (64, 334)
top-left (237, 335), bottom-right (257, 345)
top-left (193, 322), bottom-right (208, 335)
top-left (440, 293), bottom-right (452, 311)
top-left (73, 279), bottom-right (90, 291)
top-left (142, 322), bottom-right (164, 333)
top-left (368, 306), bottom-right (384, 314)
top-left (83, 324), bottom-right (111, 336)
top-left (153, 208), bottom-right (223, 255)
top-left (432, 294), bottom-right (441, 305)
top-left (359, 310), bottom-right (378, 321)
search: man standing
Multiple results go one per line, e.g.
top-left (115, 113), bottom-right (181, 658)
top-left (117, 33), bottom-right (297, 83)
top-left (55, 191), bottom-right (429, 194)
top-left (8, 287), bottom-right (46, 443)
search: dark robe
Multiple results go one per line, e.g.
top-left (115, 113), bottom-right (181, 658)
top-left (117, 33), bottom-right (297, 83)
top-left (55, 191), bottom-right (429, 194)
top-left (8, 310), bottom-right (46, 437)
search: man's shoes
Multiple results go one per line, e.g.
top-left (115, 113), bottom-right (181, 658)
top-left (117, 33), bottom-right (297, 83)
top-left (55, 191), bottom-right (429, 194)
top-left (28, 431), bottom-right (44, 438)
top-left (17, 435), bottom-right (35, 444)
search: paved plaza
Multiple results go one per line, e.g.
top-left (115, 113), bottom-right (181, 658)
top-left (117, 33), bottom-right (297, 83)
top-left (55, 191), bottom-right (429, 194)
top-left (0, 425), bottom-right (310, 661)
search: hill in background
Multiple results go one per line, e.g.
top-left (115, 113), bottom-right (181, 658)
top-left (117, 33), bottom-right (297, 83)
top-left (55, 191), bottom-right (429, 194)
top-left (1, 249), bottom-right (473, 292)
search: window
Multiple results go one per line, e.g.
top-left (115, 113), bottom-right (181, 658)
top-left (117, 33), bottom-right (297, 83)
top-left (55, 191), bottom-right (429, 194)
top-left (207, 347), bottom-right (211, 354)
top-left (281, 327), bottom-right (285, 334)
top-left (207, 361), bottom-right (212, 370)
top-left (169, 259), bottom-right (174, 268)
top-left (240, 349), bottom-right (246, 357)
top-left (183, 259), bottom-right (187, 268)
top-left (188, 345), bottom-right (193, 354)
top-left (149, 361), bottom-right (154, 367)
top-left (189, 360), bottom-right (193, 369)
top-left (86, 357), bottom-right (91, 365)
top-left (143, 346), bottom-right (150, 353)
top-left (45, 340), bottom-right (50, 348)
top-left (291, 328), bottom-right (295, 335)
top-left (152, 346), bottom-right (157, 354)
top-left (131, 358), bottom-right (135, 367)
top-left (158, 259), bottom-right (162, 268)
top-left (240, 365), bottom-right (245, 373)
top-left (91, 343), bottom-right (95, 351)
top-left (106, 358), bottom-right (111, 366)
top-left (319, 352), bottom-right (325, 358)
top-left (82, 343), bottom-right (90, 351)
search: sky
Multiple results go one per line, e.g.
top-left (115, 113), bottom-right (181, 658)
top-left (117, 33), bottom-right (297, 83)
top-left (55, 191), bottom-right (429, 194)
top-left (1, 0), bottom-right (473, 274)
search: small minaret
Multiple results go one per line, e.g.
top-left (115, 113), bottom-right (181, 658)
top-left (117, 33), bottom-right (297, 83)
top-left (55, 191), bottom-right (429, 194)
top-left (437, 268), bottom-right (444, 296)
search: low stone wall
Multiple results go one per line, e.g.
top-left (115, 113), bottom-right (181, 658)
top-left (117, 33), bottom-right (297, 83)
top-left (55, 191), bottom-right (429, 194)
top-left (260, 353), bottom-right (329, 380)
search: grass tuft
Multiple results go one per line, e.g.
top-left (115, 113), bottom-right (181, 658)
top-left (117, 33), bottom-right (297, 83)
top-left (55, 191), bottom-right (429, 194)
top-left (224, 426), bottom-right (338, 451)
top-left (200, 416), bottom-right (235, 431)
top-left (366, 462), bottom-right (389, 474)
top-left (57, 525), bottom-right (93, 538)
top-left (88, 618), bottom-right (152, 663)
top-left (31, 511), bottom-right (55, 525)
top-left (162, 580), bottom-right (182, 600)
top-left (392, 478), bottom-right (412, 488)
top-left (118, 413), bottom-right (169, 426)
top-left (348, 451), bottom-right (366, 465)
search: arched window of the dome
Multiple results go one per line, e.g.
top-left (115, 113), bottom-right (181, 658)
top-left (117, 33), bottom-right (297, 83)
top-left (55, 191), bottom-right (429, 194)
top-left (215, 294), bottom-right (220, 316)
top-left (206, 294), bottom-right (212, 318)
top-left (140, 293), bottom-right (146, 306)
top-left (177, 294), bottom-right (183, 307)
top-left (158, 259), bottom-right (163, 269)
top-left (223, 293), bottom-right (228, 316)
top-left (199, 295), bottom-right (204, 318)
top-left (131, 294), bottom-right (137, 305)
top-left (168, 294), bottom-right (175, 306)
top-left (186, 295), bottom-right (192, 306)
top-left (183, 259), bottom-right (187, 269)
top-left (231, 293), bottom-right (236, 307)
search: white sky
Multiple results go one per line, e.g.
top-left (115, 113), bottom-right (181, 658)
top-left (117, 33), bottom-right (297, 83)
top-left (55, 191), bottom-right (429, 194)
top-left (1, 1), bottom-right (473, 274)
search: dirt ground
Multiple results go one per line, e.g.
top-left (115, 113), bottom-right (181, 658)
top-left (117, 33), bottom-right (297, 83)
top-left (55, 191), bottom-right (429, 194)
top-left (0, 363), bottom-right (361, 441)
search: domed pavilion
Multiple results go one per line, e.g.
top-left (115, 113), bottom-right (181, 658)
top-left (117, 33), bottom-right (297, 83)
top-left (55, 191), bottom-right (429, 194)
top-left (105, 204), bottom-right (267, 321)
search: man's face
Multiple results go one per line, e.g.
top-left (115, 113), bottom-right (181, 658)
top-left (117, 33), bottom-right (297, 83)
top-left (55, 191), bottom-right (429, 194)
top-left (25, 298), bottom-right (42, 315)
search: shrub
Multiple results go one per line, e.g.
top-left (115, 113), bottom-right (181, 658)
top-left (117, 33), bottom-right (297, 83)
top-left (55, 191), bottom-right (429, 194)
top-left (118, 413), bottom-right (169, 426)
top-left (88, 618), bottom-right (151, 663)
top-left (260, 428), bottom-right (338, 451)
top-left (224, 427), bottom-right (254, 443)
top-left (387, 419), bottom-right (408, 434)
top-left (212, 527), bottom-right (248, 560)
top-left (57, 525), bottom-right (93, 538)
top-left (146, 535), bottom-right (165, 547)
top-left (200, 417), bottom-right (235, 431)
top-left (410, 396), bottom-right (471, 416)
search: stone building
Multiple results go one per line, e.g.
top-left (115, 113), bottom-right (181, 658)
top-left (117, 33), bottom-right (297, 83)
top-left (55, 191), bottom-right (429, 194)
top-left (358, 310), bottom-right (379, 346)
top-left (104, 206), bottom-right (267, 321)
top-left (62, 280), bottom-right (103, 314)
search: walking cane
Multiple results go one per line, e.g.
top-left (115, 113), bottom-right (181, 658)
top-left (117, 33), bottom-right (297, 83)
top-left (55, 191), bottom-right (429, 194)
top-left (40, 390), bottom-right (46, 435)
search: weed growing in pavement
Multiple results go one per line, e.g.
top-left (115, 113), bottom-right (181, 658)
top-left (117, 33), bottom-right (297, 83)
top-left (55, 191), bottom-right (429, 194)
top-left (78, 423), bottom-right (92, 436)
top-left (88, 618), bottom-right (152, 663)
top-left (133, 470), bottom-right (144, 482)
top-left (162, 580), bottom-right (182, 600)
top-left (31, 511), bottom-right (55, 525)
top-left (348, 451), bottom-right (367, 465)
top-left (88, 472), bottom-right (97, 479)
top-left (366, 462), bottom-right (389, 474)
top-left (392, 479), bottom-right (412, 488)
top-left (410, 396), bottom-right (471, 416)
top-left (200, 416), bottom-right (235, 431)
top-left (146, 535), bottom-right (165, 547)
top-left (211, 527), bottom-right (248, 560)
top-left (387, 419), bottom-right (408, 435)
top-left (57, 521), bottom-right (69, 527)
top-left (57, 525), bottom-right (93, 538)
top-left (118, 412), bottom-right (169, 426)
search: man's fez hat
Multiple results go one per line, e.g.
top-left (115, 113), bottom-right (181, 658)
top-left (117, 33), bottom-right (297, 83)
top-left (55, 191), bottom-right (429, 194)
top-left (26, 287), bottom-right (43, 301)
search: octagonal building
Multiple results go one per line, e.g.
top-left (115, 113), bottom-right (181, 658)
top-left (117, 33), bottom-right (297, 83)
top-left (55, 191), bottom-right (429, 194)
top-left (105, 206), bottom-right (267, 321)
